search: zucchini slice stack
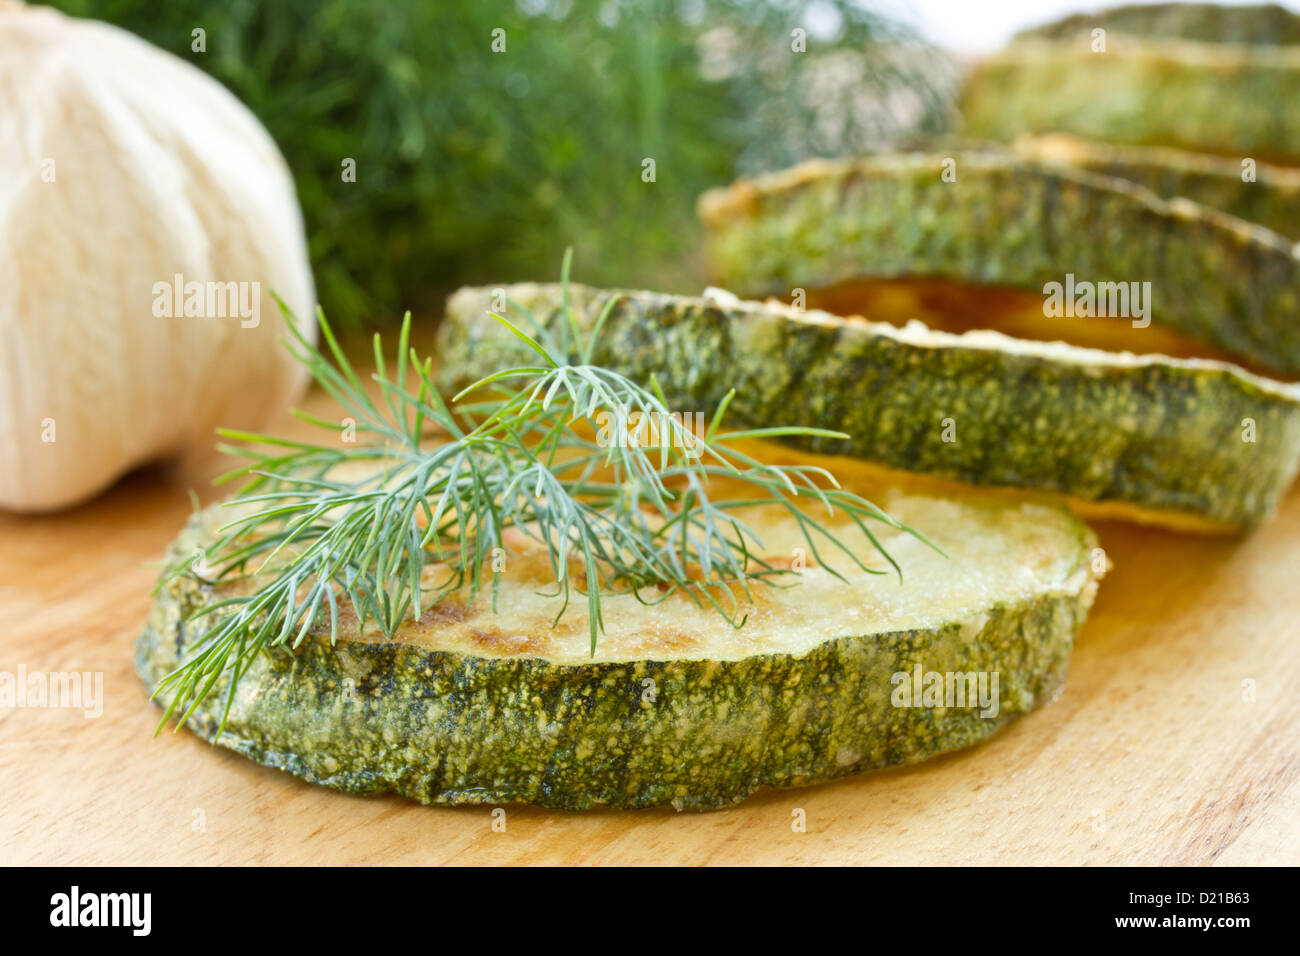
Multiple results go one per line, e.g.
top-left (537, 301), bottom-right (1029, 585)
top-left (137, 459), bottom-right (1101, 811)
top-left (690, 138), bottom-right (1300, 533)
top-left (685, 6), bottom-right (1300, 535)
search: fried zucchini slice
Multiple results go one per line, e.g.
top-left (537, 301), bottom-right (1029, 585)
top-left (961, 34), bottom-right (1300, 161)
top-left (137, 456), bottom-right (1101, 811)
top-left (697, 153), bottom-right (1300, 376)
top-left (1009, 133), bottom-right (1300, 242)
top-left (441, 283), bottom-right (1300, 530)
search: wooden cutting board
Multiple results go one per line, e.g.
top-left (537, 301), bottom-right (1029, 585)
top-left (2, 351), bottom-right (1298, 866)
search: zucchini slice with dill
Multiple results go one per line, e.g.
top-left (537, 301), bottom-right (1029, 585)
top-left (137, 458), bottom-right (1101, 811)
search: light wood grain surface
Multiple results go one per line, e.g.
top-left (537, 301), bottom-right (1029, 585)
top-left (3, 348), bottom-right (1298, 866)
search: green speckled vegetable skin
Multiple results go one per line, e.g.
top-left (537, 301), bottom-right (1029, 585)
top-left (137, 495), bottom-right (1099, 811)
top-left (439, 283), bottom-right (1300, 529)
top-left (1010, 134), bottom-right (1300, 241)
top-left (697, 153), bottom-right (1300, 377)
top-left (961, 36), bottom-right (1300, 160)
top-left (1015, 2), bottom-right (1300, 46)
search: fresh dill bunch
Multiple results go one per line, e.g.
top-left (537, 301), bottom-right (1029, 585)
top-left (52, 0), bottom-right (955, 323)
top-left (153, 259), bottom-right (940, 733)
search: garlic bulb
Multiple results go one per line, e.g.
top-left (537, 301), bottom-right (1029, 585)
top-left (0, 3), bottom-right (317, 512)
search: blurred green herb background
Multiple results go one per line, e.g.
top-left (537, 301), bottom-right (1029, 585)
top-left (52, 0), bottom-right (954, 325)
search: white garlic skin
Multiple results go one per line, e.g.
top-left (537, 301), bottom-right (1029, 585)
top-left (0, 4), bottom-right (317, 511)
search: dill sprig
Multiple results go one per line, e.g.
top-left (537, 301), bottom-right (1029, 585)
top-left (153, 261), bottom-right (940, 734)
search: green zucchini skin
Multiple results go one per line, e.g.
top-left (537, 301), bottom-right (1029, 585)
top-left (136, 519), bottom-right (1094, 811)
top-left (439, 283), bottom-right (1300, 529)
top-left (1010, 135), bottom-right (1300, 242)
top-left (961, 37), bottom-right (1300, 160)
top-left (697, 153), bottom-right (1300, 377)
